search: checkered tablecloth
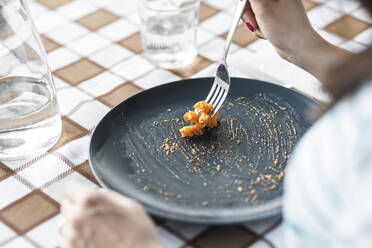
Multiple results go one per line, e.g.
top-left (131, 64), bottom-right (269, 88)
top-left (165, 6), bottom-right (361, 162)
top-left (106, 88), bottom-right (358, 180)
top-left (0, 0), bottom-right (371, 247)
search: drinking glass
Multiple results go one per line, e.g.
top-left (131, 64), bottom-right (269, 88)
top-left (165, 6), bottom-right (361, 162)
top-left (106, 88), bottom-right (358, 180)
top-left (138, 0), bottom-right (200, 69)
top-left (0, 0), bottom-right (61, 160)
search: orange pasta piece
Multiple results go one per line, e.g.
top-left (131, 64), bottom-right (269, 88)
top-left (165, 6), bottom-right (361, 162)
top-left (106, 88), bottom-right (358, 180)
top-left (183, 110), bottom-right (199, 122)
top-left (206, 115), bottom-right (218, 128)
top-left (180, 124), bottom-right (204, 138)
top-left (198, 112), bottom-right (211, 125)
top-left (180, 101), bottom-right (219, 138)
top-left (194, 101), bottom-right (213, 114)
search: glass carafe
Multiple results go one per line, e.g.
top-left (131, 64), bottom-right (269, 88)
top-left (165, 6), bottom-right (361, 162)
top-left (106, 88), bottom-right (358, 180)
top-left (0, 0), bottom-right (61, 160)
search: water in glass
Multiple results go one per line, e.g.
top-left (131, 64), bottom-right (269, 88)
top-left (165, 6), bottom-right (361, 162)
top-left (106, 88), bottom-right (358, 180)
top-left (139, 0), bottom-right (199, 69)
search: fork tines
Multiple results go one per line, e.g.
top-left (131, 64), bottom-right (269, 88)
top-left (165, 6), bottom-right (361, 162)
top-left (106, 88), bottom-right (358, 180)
top-left (205, 64), bottom-right (230, 118)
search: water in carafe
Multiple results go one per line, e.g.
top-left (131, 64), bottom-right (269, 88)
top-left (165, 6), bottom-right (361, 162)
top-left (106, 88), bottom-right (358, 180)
top-left (0, 0), bottom-right (61, 160)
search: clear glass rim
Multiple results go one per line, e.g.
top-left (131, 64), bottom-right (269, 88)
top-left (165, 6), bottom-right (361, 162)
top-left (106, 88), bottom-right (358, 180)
top-left (138, 0), bottom-right (200, 13)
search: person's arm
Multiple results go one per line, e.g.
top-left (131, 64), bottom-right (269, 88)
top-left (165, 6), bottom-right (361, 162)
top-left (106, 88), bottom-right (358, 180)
top-left (285, 32), bottom-right (352, 84)
top-left (242, 0), bottom-right (352, 84)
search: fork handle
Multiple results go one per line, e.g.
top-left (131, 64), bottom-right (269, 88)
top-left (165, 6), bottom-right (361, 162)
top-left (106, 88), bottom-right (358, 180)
top-left (223, 0), bottom-right (247, 61)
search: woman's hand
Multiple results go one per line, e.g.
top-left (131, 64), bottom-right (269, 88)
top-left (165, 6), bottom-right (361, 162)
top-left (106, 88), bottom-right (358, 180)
top-left (60, 181), bottom-right (162, 248)
top-left (243, 0), bottom-right (315, 60)
top-left (242, 0), bottom-right (352, 83)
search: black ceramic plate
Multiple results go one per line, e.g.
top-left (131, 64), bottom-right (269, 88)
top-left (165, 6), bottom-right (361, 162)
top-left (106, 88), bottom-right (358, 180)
top-left (89, 77), bottom-right (318, 224)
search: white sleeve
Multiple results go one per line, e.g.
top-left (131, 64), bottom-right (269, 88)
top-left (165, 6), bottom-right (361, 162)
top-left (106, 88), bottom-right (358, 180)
top-left (282, 80), bottom-right (372, 248)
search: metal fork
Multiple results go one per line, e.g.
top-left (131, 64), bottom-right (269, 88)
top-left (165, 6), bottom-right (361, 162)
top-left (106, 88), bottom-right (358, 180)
top-left (205, 0), bottom-right (247, 118)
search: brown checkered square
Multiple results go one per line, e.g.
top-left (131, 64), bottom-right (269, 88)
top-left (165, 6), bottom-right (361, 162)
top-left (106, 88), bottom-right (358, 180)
top-left (118, 32), bottom-right (143, 54)
top-left (0, 190), bottom-right (59, 235)
top-left (41, 35), bottom-right (61, 53)
top-left (74, 160), bottom-right (99, 185)
top-left (302, 0), bottom-right (318, 11)
top-left (97, 82), bottom-right (142, 108)
top-left (36, 0), bottom-right (73, 9)
top-left (170, 55), bottom-right (213, 78)
top-left (325, 15), bottom-right (370, 39)
top-left (0, 24), bottom-right (15, 40)
top-left (221, 24), bottom-right (257, 47)
top-left (54, 59), bottom-right (105, 86)
top-left (11, 44), bottom-right (40, 62)
top-left (0, 163), bottom-right (14, 182)
top-left (190, 226), bottom-right (258, 248)
top-left (76, 9), bottom-right (120, 31)
top-left (199, 2), bottom-right (219, 22)
top-left (50, 116), bottom-right (89, 152)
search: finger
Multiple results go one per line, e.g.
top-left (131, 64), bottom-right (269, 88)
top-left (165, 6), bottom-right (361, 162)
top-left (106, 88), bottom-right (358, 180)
top-left (106, 191), bottom-right (142, 210)
top-left (255, 29), bottom-right (266, 39)
top-left (64, 180), bottom-right (97, 204)
top-left (59, 216), bottom-right (67, 236)
top-left (60, 229), bottom-right (80, 248)
top-left (61, 199), bottom-right (82, 219)
top-left (242, 1), bottom-right (258, 30)
top-left (60, 221), bottom-right (78, 243)
top-left (60, 238), bottom-right (73, 248)
top-left (59, 223), bottom-right (72, 248)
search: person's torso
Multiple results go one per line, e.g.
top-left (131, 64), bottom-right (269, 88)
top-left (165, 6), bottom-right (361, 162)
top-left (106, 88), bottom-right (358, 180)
top-left (283, 79), bottom-right (372, 248)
